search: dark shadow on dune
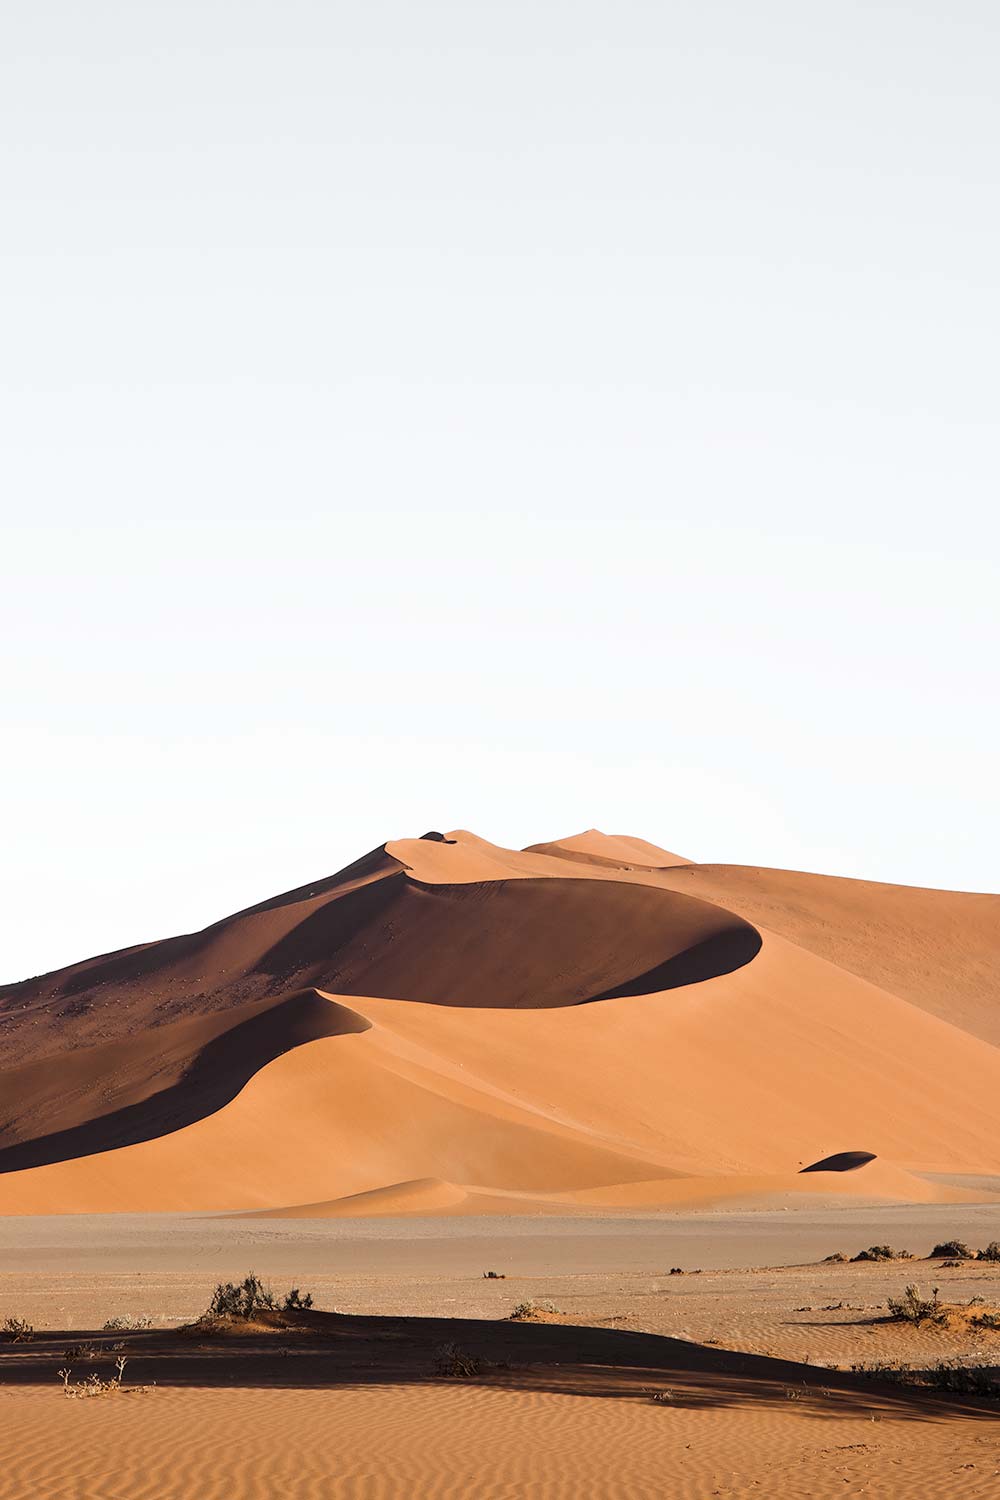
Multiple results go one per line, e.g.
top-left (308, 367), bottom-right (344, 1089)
top-left (587, 927), bottom-right (763, 1000)
top-left (259, 878), bottom-right (764, 1009)
top-left (0, 1314), bottom-right (993, 1422)
top-left (800, 1151), bottom-right (877, 1174)
top-left (0, 992), bottom-right (368, 1176)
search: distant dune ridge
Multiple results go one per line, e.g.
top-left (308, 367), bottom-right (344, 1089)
top-left (0, 828), bottom-right (998, 1215)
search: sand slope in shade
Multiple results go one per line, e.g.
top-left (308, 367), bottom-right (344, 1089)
top-left (0, 827), bottom-right (998, 1215)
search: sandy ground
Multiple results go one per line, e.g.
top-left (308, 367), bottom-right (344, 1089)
top-left (2, 1212), bottom-right (999, 1498)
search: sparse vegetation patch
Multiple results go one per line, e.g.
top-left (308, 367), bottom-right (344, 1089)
top-left (1, 1316), bottom-right (33, 1343)
top-left (58, 1354), bottom-right (148, 1399)
top-left (201, 1273), bottom-right (315, 1322)
top-left (886, 1285), bottom-right (946, 1326)
top-left (434, 1342), bottom-right (490, 1378)
top-left (508, 1299), bottom-right (561, 1321)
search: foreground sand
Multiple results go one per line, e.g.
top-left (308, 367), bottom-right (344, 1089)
top-left (2, 1212), bottom-right (999, 1498)
top-left (6, 1361), bottom-right (999, 1499)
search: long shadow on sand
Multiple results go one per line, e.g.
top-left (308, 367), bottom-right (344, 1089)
top-left (2, 1313), bottom-right (995, 1424)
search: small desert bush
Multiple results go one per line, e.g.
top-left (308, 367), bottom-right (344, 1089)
top-left (969, 1309), bottom-right (1000, 1331)
top-left (203, 1274), bottom-right (313, 1321)
top-left (58, 1355), bottom-right (144, 1400)
top-left (63, 1341), bottom-right (97, 1363)
top-left (509, 1299), bottom-right (560, 1321)
top-left (823, 1252), bottom-right (847, 1263)
top-left (434, 1342), bottom-right (487, 1378)
top-left (928, 1361), bottom-right (1000, 1398)
top-left (977, 1242), bottom-right (1000, 1262)
top-left (482, 1270), bottom-right (505, 1280)
top-left (102, 1315), bottom-right (153, 1331)
top-left (850, 1359), bottom-right (909, 1382)
top-left (850, 1357), bottom-right (1000, 1398)
top-left (1, 1316), bottom-right (33, 1343)
top-left (929, 1241), bottom-right (974, 1260)
top-left (851, 1245), bottom-right (911, 1262)
top-left (283, 1287), bottom-right (314, 1310)
top-left (886, 1285), bottom-right (946, 1326)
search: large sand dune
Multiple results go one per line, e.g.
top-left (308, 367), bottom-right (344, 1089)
top-left (1, 829), bottom-right (998, 1214)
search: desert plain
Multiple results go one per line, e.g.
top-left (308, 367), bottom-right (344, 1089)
top-left (1, 829), bottom-right (999, 1497)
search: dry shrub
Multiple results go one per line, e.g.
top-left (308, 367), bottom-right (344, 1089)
top-left (434, 1343), bottom-right (488, 1378)
top-left (508, 1300), bottom-right (561, 1321)
top-left (203, 1273), bottom-right (313, 1321)
top-left (886, 1285), bottom-right (946, 1326)
top-left (59, 1355), bottom-right (150, 1400)
top-left (1, 1316), bottom-right (33, 1343)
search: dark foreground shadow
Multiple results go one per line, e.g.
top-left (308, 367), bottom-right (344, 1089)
top-left (1, 1313), bottom-right (996, 1424)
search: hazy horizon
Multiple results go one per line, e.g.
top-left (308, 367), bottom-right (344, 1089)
top-left (3, 2), bottom-right (998, 980)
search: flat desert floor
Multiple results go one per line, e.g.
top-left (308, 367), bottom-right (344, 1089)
top-left (2, 1210), bottom-right (999, 1498)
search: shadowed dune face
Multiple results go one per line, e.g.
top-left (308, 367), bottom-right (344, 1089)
top-left (0, 841), bottom-right (404, 1068)
top-left (258, 877), bottom-right (761, 1008)
top-left (0, 855), bottom-right (757, 1046)
top-left (0, 992), bottom-right (369, 1172)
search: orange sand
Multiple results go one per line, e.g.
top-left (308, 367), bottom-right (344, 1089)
top-left (1, 829), bottom-right (998, 1215)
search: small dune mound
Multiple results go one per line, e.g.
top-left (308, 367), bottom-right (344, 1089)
top-left (256, 1178), bottom-right (471, 1218)
top-left (800, 1151), bottom-right (877, 1174)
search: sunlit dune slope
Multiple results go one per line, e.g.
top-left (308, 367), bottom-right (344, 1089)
top-left (523, 829), bottom-right (689, 868)
top-left (654, 863), bottom-right (1000, 1046)
top-left (0, 828), bottom-right (997, 1214)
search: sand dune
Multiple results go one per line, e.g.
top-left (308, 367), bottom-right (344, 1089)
top-left (0, 828), bottom-right (997, 1214)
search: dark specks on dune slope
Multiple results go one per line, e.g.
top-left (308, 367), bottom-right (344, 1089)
top-left (0, 991), bottom-right (369, 1173)
top-left (0, 845), bottom-right (762, 1172)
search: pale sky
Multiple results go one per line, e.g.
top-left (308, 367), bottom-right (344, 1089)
top-left (2, 2), bottom-right (998, 982)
